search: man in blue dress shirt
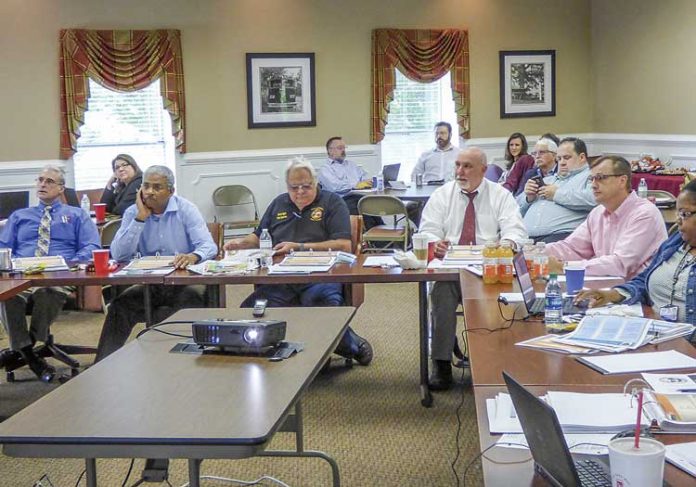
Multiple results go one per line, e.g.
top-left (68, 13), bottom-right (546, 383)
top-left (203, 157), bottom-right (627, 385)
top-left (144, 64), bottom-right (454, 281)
top-left (95, 165), bottom-right (217, 361)
top-left (0, 165), bottom-right (100, 382)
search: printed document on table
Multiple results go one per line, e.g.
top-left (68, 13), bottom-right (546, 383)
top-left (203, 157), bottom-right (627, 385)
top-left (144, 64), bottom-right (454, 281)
top-left (555, 315), bottom-right (651, 351)
top-left (578, 350), bottom-right (696, 374)
top-left (363, 256), bottom-right (399, 267)
top-left (497, 433), bottom-right (613, 455)
top-left (642, 373), bottom-right (696, 394)
top-left (666, 442), bottom-right (696, 477)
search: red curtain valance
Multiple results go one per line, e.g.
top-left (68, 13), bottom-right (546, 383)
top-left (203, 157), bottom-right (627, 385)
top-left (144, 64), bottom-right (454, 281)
top-left (59, 29), bottom-right (186, 159)
top-left (371, 29), bottom-right (470, 144)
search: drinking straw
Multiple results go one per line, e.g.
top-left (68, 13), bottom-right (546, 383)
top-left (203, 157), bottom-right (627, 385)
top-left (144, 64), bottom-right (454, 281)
top-left (634, 390), bottom-right (644, 448)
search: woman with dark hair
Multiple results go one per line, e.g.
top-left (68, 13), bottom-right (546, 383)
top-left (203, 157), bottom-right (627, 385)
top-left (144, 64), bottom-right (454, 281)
top-left (500, 132), bottom-right (535, 194)
top-left (100, 154), bottom-right (143, 215)
top-left (577, 180), bottom-right (696, 325)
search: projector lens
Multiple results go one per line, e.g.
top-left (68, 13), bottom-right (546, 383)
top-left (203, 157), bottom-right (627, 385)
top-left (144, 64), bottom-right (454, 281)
top-left (244, 328), bottom-right (259, 344)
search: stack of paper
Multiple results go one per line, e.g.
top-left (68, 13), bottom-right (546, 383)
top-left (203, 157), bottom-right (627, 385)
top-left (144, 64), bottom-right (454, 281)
top-left (268, 253), bottom-right (336, 274)
top-left (578, 350), bottom-right (696, 375)
top-left (115, 256), bottom-right (176, 275)
top-left (666, 442), bottom-right (696, 477)
top-left (487, 391), bottom-right (647, 434)
top-left (13, 256), bottom-right (69, 272)
top-left (442, 245), bottom-right (484, 266)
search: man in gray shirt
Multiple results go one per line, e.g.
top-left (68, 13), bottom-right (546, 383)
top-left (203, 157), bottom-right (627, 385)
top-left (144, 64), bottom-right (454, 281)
top-left (517, 137), bottom-right (596, 243)
top-left (411, 122), bottom-right (458, 183)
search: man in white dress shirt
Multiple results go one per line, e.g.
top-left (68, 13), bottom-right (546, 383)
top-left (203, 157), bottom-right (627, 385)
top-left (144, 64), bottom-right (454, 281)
top-left (411, 122), bottom-right (458, 183)
top-left (419, 147), bottom-right (528, 390)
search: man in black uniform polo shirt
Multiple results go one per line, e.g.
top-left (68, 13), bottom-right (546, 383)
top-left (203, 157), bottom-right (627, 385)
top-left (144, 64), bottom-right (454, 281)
top-left (224, 157), bottom-right (373, 365)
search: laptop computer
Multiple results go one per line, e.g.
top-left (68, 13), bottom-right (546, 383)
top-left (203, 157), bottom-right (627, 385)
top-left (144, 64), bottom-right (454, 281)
top-left (382, 163), bottom-right (401, 182)
top-left (502, 371), bottom-right (611, 487)
top-left (512, 251), bottom-right (587, 316)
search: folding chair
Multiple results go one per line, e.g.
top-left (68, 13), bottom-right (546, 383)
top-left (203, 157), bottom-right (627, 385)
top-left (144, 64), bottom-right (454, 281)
top-left (357, 195), bottom-right (410, 252)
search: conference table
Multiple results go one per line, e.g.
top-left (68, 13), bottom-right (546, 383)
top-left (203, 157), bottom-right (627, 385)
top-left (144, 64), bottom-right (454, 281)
top-left (0, 278), bottom-right (32, 339)
top-left (166, 255), bottom-right (462, 407)
top-left (459, 271), bottom-right (696, 485)
top-left (0, 307), bottom-right (355, 487)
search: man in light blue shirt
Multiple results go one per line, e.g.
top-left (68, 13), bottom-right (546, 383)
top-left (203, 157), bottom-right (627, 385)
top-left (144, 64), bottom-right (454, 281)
top-left (411, 122), bottom-right (458, 183)
top-left (95, 165), bottom-right (217, 361)
top-left (318, 136), bottom-right (372, 194)
top-left (517, 137), bottom-right (596, 243)
top-left (0, 165), bottom-right (100, 382)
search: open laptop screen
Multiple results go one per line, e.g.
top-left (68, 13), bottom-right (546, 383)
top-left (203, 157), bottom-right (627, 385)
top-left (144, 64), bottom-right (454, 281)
top-left (513, 251), bottom-right (537, 311)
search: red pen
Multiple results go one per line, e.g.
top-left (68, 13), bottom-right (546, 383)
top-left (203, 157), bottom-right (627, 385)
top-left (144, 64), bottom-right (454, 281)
top-left (634, 390), bottom-right (644, 449)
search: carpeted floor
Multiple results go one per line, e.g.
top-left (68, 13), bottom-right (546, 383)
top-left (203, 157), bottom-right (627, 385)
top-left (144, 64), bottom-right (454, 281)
top-left (0, 283), bottom-right (484, 486)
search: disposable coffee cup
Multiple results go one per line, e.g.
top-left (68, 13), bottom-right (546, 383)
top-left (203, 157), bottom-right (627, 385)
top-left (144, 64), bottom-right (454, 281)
top-left (93, 203), bottom-right (107, 222)
top-left (608, 437), bottom-right (665, 487)
top-left (0, 248), bottom-right (12, 271)
top-left (412, 233), bottom-right (428, 263)
top-left (92, 249), bottom-right (110, 275)
top-left (565, 261), bottom-right (585, 295)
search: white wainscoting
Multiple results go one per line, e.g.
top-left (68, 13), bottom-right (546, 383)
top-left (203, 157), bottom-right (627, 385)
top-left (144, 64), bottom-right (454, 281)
top-left (177, 144), bottom-right (381, 223)
top-left (464, 133), bottom-right (696, 170)
top-left (0, 160), bottom-right (69, 206)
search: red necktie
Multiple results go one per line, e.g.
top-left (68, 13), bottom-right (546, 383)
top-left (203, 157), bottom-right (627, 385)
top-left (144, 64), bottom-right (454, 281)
top-left (458, 191), bottom-right (477, 245)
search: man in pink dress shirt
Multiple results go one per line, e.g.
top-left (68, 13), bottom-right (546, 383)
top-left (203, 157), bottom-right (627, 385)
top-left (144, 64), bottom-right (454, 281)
top-left (546, 155), bottom-right (667, 280)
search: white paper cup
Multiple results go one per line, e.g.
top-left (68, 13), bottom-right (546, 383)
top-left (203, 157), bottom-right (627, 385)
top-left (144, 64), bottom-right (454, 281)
top-left (609, 437), bottom-right (665, 487)
top-left (412, 233), bottom-right (428, 263)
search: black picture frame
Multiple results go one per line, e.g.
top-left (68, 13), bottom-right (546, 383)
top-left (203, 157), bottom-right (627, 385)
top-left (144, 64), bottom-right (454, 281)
top-left (246, 52), bottom-right (316, 129)
top-left (499, 50), bottom-right (556, 118)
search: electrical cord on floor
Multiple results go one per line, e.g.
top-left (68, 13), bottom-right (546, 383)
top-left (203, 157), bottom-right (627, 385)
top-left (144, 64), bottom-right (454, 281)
top-left (73, 469), bottom-right (86, 487)
top-left (121, 459), bottom-right (135, 487)
top-left (461, 442), bottom-right (532, 486)
top-left (135, 320), bottom-right (194, 340)
top-left (178, 474), bottom-right (291, 487)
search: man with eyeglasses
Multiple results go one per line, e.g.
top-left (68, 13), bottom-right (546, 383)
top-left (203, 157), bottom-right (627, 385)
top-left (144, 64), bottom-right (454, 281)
top-left (545, 155), bottom-right (667, 280)
top-left (94, 165), bottom-right (217, 361)
top-left (517, 137), bottom-right (596, 243)
top-left (224, 157), bottom-right (373, 366)
top-left (515, 138), bottom-right (559, 197)
top-left (0, 165), bottom-right (100, 382)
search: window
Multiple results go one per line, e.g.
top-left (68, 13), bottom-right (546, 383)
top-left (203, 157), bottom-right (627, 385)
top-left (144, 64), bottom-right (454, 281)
top-left (73, 78), bottom-right (175, 189)
top-left (380, 70), bottom-right (459, 180)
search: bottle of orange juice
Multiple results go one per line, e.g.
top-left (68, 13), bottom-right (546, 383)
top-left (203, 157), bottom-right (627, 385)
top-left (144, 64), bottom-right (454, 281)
top-left (522, 239), bottom-right (538, 280)
top-left (534, 241), bottom-right (549, 280)
top-left (497, 241), bottom-right (514, 284)
top-left (482, 240), bottom-right (498, 284)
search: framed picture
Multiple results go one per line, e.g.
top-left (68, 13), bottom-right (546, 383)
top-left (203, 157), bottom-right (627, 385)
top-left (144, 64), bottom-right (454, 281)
top-left (499, 50), bottom-right (555, 118)
top-left (246, 52), bottom-right (316, 129)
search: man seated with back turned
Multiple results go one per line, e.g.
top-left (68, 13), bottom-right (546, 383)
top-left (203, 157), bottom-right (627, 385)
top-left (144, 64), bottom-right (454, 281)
top-left (517, 137), bottom-right (596, 243)
top-left (546, 155), bottom-right (667, 280)
top-left (224, 157), bottom-right (373, 366)
top-left (0, 165), bottom-right (100, 382)
top-left (95, 165), bottom-right (217, 361)
top-left (411, 121), bottom-right (458, 184)
top-left (420, 147), bottom-right (527, 390)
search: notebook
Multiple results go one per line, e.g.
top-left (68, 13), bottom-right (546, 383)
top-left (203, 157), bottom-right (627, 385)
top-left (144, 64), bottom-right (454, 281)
top-left (503, 372), bottom-right (611, 486)
top-left (513, 251), bottom-right (587, 316)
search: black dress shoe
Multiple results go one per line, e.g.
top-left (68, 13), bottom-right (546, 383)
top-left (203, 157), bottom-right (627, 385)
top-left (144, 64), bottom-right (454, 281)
top-left (429, 360), bottom-right (453, 391)
top-left (19, 347), bottom-right (56, 383)
top-left (354, 337), bottom-right (373, 366)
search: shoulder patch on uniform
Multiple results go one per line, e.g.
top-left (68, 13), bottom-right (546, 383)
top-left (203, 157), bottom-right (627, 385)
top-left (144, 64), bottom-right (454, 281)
top-left (310, 207), bottom-right (324, 222)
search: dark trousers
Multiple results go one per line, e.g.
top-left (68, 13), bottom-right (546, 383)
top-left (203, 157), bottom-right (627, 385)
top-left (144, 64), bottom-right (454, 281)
top-left (534, 232), bottom-right (573, 244)
top-left (95, 284), bottom-right (206, 362)
top-left (241, 283), bottom-right (361, 356)
top-left (3, 287), bottom-right (72, 351)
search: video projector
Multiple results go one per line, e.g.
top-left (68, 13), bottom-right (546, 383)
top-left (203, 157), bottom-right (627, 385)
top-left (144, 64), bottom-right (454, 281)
top-left (192, 319), bottom-right (286, 353)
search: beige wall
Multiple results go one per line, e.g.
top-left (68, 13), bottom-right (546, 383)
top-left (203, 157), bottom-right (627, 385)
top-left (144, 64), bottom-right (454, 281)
top-left (0, 0), bottom-right (593, 162)
top-left (591, 0), bottom-right (696, 134)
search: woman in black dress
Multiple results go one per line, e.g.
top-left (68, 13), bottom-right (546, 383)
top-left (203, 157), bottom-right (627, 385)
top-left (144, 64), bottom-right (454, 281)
top-left (100, 154), bottom-right (143, 215)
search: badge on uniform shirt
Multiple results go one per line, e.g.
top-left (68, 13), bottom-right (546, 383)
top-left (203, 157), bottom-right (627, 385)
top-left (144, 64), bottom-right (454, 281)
top-left (275, 211), bottom-right (288, 221)
top-left (310, 207), bottom-right (324, 222)
top-left (660, 305), bottom-right (679, 322)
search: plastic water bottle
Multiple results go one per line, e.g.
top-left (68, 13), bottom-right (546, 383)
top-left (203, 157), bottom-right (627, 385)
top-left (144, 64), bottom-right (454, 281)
top-left (80, 194), bottom-right (91, 214)
top-left (375, 174), bottom-right (384, 191)
top-left (638, 178), bottom-right (648, 198)
top-left (259, 228), bottom-right (273, 268)
top-left (544, 273), bottom-right (564, 332)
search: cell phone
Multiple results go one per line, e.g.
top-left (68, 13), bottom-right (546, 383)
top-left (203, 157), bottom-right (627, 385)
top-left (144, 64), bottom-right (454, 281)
top-left (531, 175), bottom-right (545, 187)
top-left (253, 299), bottom-right (268, 317)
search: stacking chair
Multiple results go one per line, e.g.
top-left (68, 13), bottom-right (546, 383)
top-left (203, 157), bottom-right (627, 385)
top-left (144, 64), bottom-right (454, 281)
top-left (485, 164), bottom-right (504, 182)
top-left (648, 190), bottom-right (678, 230)
top-left (358, 195), bottom-right (410, 252)
top-left (100, 218), bottom-right (122, 248)
top-left (212, 185), bottom-right (260, 237)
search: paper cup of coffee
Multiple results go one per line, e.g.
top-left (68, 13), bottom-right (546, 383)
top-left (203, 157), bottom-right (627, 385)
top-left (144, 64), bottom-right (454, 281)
top-left (609, 437), bottom-right (665, 487)
top-left (412, 233), bottom-right (429, 264)
top-left (565, 261), bottom-right (586, 295)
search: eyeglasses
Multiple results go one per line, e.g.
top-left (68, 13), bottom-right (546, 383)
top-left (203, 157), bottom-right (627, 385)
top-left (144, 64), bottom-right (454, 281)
top-left (35, 177), bottom-right (63, 186)
top-left (678, 209), bottom-right (696, 220)
top-left (114, 162), bottom-right (131, 169)
top-left (587, 173), bottom-right (623, 183)
top-left (288, 183), bottom-right (314, 192)
top-left (531, 150), bottom-right (555, 157)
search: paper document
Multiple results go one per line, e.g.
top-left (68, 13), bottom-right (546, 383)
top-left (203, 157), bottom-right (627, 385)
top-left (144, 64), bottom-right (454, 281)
top-left (497, 433), bottom-right (613, 455)
top-left (187, 260), bottom-right (250, 276)
top-left (642, 373), bottom-right (696, 394)
top-left (578, 350), bottom-right (696, 374)
top-left (124, 256), bottom-right (176, 270)
top-left (555, 315), bottom-right (651, 352)
top-left (363, 256), bottom-right (399, 267)
top-left (666, 442), bottom-right (696, 477)
top-left (516, 334), bottom-right (597, 355)
top-left (12, 255), bottom-right (69, 272)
